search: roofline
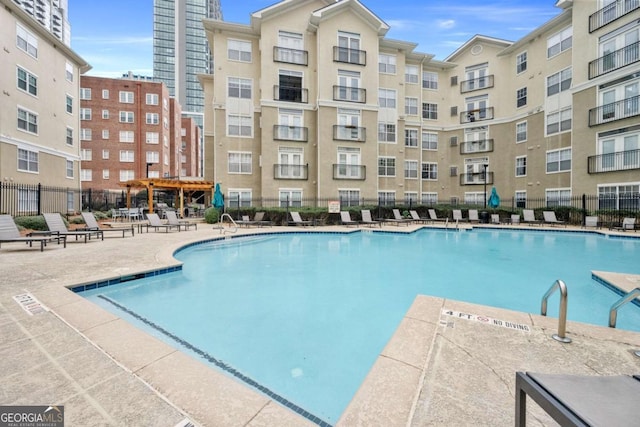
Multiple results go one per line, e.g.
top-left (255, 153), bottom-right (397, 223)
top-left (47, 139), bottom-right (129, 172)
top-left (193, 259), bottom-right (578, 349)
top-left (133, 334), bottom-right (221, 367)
top-left (498, 9), bottom-right (572, 56)
top-left (444, 35), bottom-right (513, 62)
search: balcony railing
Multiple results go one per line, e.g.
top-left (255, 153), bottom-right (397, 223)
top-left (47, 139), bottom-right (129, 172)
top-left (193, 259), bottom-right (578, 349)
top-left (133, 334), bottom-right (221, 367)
top-left (589, 41), bottom-right (640, 79)
top-left (589, 0), bottom-right (640, 32)
top-left (333, 46), bottom-right (366, 65)
top-left (273, 46), bottom-right (308, 66)
top-left (460, 75), bottom-right (494, 93)
top-left (333, 125), bottom-right (366, 142)
top-left (589, 95), bottom-right (640, 126)
top-left (460, 139), bottom-right (494, 154)
top-left (274, 85), bottom-right (308, 103)
top-left (332, 164), bottom-right (366, 180)
top-left (460, 171), bottom-right (494, 186)
top-left (333, 86), bottom-right (366, 103)
top-left (273, 125), bottom-right (308, 142)
top-left (460, 107), bottom-right (494, 124)
top-left (587, 149), bottom-right (640, 173)
top-left (273, 164), bottom-right (309, 180)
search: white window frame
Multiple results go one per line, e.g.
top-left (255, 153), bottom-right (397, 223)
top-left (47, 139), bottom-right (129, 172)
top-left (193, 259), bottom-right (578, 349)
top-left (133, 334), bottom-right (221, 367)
top-left (405, 65), bottom-right (419, 84)
top-left (17, 107), bottom-right (38, 134)
top-left (102, 169), bottom-right (110, 180)
top-left (81, 149), bottom-right (92, 161)
top-left (146, 132), bottom-right (159, 144)
top-left (405, 129), bottom-right (419, 147)
top-left (16, 24), bottom-right (38, 58)
top-left (228, 77), bottom-right (252, 99)
top-left (379, 53), bottom-right (397, 74)
top-left (146, 151), bottom-right (159, 163)
top-left (102, 149), bottom-right (109, 159)
top-left (545, 188), bottom-right (572, 207)
top-left (66, 127), bottom-right (73, 146)
top-left (547, 26), bottom-right (573, 58)
top-left (422, 103), bottom-right (438, 120)
top-left (516, 121), bottom-right (527, 143)
top-left (119, 170), bottom-right (134, 182)
top-left (119, 130), bottom-right (134, 143)
top-left (17, 66), bottom-right (38, 97)
top-left (80, 128), bottom-right (92, 141)
top-left (17, 148), bottom-right (38, 173)
top-left (516, 51), bottom-right (527, 74)
top-left (228, 151), bottom-right (252, 174)
top-left (422, 71), bottom-right (438, 90)
top-left (516, 87), bottom-right (527, 108)
top-left (421, 192), bottom-right (438, 205)
top-left (228, 39), bottom-right (252, 62)
top-left (546, 148), bottom-right (572, 173)
top-left (80, 169), bottom-right (92, 182)
top-left (546, 107), bottom-right (572, 135)
top-left (119, 150), bottom-right (135, 162)
top-left (119, 91), bottom-right (134, 103)
top-left (80, 88), bottom-right (91, 100)
top-left (229, 189), bottom-right (253, 208)
top-left (227, 114), bottom-right (253, 137)
top-left (102, 89), bottom-right (109, 99)
top-left (405, 97), bottom-right (418, 115)
top-left (378, 122), bottom-right (396, 143)
top-left (547, 67), bottom-right (572, 96)
top-left (119, 111), bottom-right (134, 123)
top-left (378, 88), bottom-right (396, 108)
top-left (422, 162), bottom-right (438, 180)
top-left (515, 156), bottom-right (527, 177)
top-left (422, 132), bottom-right (438, 150)
top-left (146, 113), bottom-right (159, 125)
top-left (146, 93), bottom-right (159, 105)
top-left (80, 108), bottom-right (92, 120)
top-left (102, 129), bottom-right (109, 139)
top-left (404, 160), bottom-right (418, 179)
top-left (378, 156), bottom-right (396, 177)
top-left (65, 62), bottom-right (74, 82)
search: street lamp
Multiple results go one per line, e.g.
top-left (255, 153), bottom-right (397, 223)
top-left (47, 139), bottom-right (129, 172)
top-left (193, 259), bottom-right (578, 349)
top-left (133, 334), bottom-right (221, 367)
top-left (483, 164), bottom-right (488, 209)
top-left (146, 162), bottom-right (153, 178)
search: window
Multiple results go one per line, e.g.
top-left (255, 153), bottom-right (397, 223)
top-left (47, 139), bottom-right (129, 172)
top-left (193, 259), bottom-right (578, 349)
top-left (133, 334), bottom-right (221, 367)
top-left (146, 151), bottom-right (159, 163)
top-left (228, 152), bottom-right (252, 173)
top-left (279, 189), bottom-right (302, 207)
top-left (405, 97), bottom-right (418, 115)
top-left (17, 67), bottom-right (37, 96)
top-left (80, 169), bottom-right (92, 182)
top-left (378, 123), bottom-right (396, 143)
top-left (18, 148), bottom-right (38, 172)
top-left (102, 129), bottom-right (109, 139)
top-left (336, 69), bottom-right (363, 102)
top-left (546, 107), bottom-right (572, 135)
top-left (276, 31), bottom-right (305, 64)
top-left (378, 157), bottom-right (396, 176)
top-left (102, 149), bottom-right (109, 159)
top-left (422, 132), bottom-right (438, 150)
top-left (102, 109), bottom-right (109, 119)
top-left (102, 169), bottom-right (109, 180)
top-left (119, 150), bottom-right (135, 162)
top-left (515, 191), bottom-right (527, 208)
top-left (598, 184), bottom-right (640, 210)
top-left (17, 107), bottom-right (38, 134)
top-left (337, 31), bottom-right (362, 64)
top-left (277, 147), bottom-right (304, 179)
top-left (146, 132), bottom-right (159, 144)
top-left (80, 88), bottom-right (91, 100)
top-left (119, 91), bottom-right (134, 103)
top-left (547, 68), bottom-right (572, 96)
top-left (599, 24), bottom-right (640, 74)
top-left (80, 128), bottom-right (92, 141)
top-left (421, 192), bottom-right (438, 205)
top-left (102, 89), bottom-right (109, 99)
top-left (66, 160), bottom-right (74, 178)
top-left (146, 113), bottom-right (159, 125)
top-left (515, 156), bottom-right (527, 177)
top-left (546, 148), bottom-right (571, 173)
top-left (119, 111), bottom-right (134, 123)
top-left (422, 103), bottom-right (438, 120)
top-left (229, 190), bottom-right (253, 208)
top-left (405, 129), bottom-right (418, 147)
top-left (422, 162), bottom-right (438, 180)
top-left (66, 127), bottom-right (73, 145)
top-left (378, 89), bottom-right (396, 108)
top-left (146, 93), bottom-right (159, 105)
top-left (404, 160), bottom-right (418, 179)
top-left (64, 63), bottom-right (73, 83)
top-left (16, 24), bottom-right (38, 58)
top-left (228, 39), bottom-right (252, 62)
top-left (377, 191), bottom-right (395, 206)
top-left (516, 52), bottom-right (527, 74)
top-left (546, 188), bottom-right (571, 207)
top-left (547, 26), bottom-right (572, 58)
top-left (405, 65), bottom-right (419, 84)
top-left (228, 114), bottom-right (252, 136)
top-left (516, 121), bottom-right (527, 143)
top-left (119, 131), bottom-right (134, 143)
top-left (597, 132), bottom-right (640, 171)
top-left (66, 95), bottom-right (73, 114)
top-left (404, 193), bottom-right (418, 205)
top-left (338, 190), bottom-right (361, 207)
top-left (228, 77), bottom-right (252, 99)
top-left (422, 72), bottom-right (438, 89)
top-left (336, 147), bottom-right (362, 179)
top-left (379, 54), bottom-right (396, 74)
top-left (80, 108), bottom-right (92, 120)
top-left (516, 88), bottom-right (527, 108)
top-left (119, 170), bottom-right (134, 181)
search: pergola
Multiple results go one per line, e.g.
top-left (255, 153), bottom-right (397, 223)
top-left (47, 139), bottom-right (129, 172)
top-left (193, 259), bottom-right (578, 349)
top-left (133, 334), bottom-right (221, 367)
top-left (119, 178), bottom-right (215, 215)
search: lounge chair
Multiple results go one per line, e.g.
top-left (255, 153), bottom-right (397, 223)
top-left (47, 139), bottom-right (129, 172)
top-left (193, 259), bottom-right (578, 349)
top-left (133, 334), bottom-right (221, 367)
top-left (0, 214), bottom-right (66, 251)
top-left (583, 216), bottom-right (600, 229)
top-left (510, 214), bottom-right (521, 225)
top-left (288, 211), bottom-right (314, 226)
top-left (428, 209), bottom-right (447, 223)
top-left (452, 209), bottom-right (466, 222)
top-left (409, 210), bottom-right (430, 224)
top-left (141, 213), bottom-right (181, 232)
top-left (237, 212), bottom-right (271, 228)
top-left (360, 209), bottom-right (382, 227)
top-left (340, 211), bottom-right (359, 227)
top-left (80, 212), bottom-right (134, 237)
top-left (542, 211), bottom-right (566, 227)
top-left (490, 214), bottom-right (501, 224)
top-left (468, 209), bottom-right (480, 223)
top-left (610, 217), bottom-right (636, 232)
top-left (165, 210), bottom-right (197, 231)
top-left (522, 209), bottom-right (541, 226)
top-left (383, 209), bottom-right (411, 226)
top-left (43, 213), bottom-right (103, 243)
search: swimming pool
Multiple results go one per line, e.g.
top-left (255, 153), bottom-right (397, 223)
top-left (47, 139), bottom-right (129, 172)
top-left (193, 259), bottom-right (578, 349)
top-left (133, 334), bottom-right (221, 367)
top-left (80, 228), bottom-right (640, 425)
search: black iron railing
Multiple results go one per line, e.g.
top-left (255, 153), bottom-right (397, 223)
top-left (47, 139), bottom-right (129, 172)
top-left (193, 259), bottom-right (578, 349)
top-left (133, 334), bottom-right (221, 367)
top-left (333, 125), bottom-right (366, 142)
top-left (460, 107), bottom-right (494, 124)
top-left (273, 46), bottom-right (308, 65)
top-left (588, 95), bottom-right (639, 126)
top-left (460, 75), bottom-right (494, 93)
top-left (274, 85), bottom-right (308, 103)
top-left (589, 0), bottom-right (640, 32)
top-left (273, 164), bottom-right (309, 180)
top-left (589, 41), bottom-right (640, 79)
top-left (332, 164), bottom-right (366, 180)
top-left (333, 85), bottom-right (366, 103)
top-left (460, 139), bottom-right (494, 154)
top-left (333, 46), bottom-right (366, 65)
top-left (273, 125), bottom-right (308, 142)
top-left (587, 149), bottom-right (640, 173)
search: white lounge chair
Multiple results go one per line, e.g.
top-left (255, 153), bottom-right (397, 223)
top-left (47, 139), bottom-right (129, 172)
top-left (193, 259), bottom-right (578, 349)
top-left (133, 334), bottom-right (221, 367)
top-left (360, 210), bottom-right (382, 227)
top-left (141, 213), bottom-right (181, 232)
top-left (584, 216), bottom-right (600, 229)
top-left (510, 214), bottom-right (521, 225)
top-left (452, 209), bottom-right (466, 222)
top-left (383, 209), bottom-right (411, 226)
top-left (491, 214), bottom-right (501, 224)
top-left (288, 211), bottom-right (314, 226)
top-left (428, 209), bottom-right (447, 223)
top-left (44, 212), bottom-right (103, 242)
top-left (469, 210), bottom-right (480, 223)
top-left (80, 212), bottom-right (134, 237)
top-left (165, 210), bottom-right (197, 231)
top-left (340, 211), bottom-right (359, 227)
top-left (543, 211), bottom-right (566, 227)
top-left (409, 210), bottom-right (430, 224)
top-left (610, 217), bottom-right (636, 232)
top-left (522, 209), bottom-right (541, 226)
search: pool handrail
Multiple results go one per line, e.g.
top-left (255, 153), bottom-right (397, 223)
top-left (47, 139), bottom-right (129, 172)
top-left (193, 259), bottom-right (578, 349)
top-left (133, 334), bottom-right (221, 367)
top-left (541, 279), bottom-right (571, 343)
top-left (609, 287), bottom-right (640, 328)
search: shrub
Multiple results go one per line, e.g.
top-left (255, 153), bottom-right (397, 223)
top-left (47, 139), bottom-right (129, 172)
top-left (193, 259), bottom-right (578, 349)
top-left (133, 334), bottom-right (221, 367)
top-left (14, 215), bottom-right (47, 231)
top-left (204, 207), bottom-right (220, 224)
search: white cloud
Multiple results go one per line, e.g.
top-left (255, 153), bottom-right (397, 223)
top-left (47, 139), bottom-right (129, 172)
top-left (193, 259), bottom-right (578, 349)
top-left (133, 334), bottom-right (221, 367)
top-left (438, 19), bottom-right (455, 29)
top-left (73, 35), bottom-right (153, 46)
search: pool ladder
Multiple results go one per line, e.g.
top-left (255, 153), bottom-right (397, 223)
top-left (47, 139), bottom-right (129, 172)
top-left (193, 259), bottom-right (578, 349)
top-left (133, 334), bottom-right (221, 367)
top-left (541, 279), bottom-right (571, 343)
top-left (213, 213), bottom-right (238, 234)
top-left (609, 287), bottom-right (640, 328)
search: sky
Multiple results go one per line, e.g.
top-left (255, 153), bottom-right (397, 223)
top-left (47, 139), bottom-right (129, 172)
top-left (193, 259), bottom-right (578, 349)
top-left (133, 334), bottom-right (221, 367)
top-left (69, 0), bottom-right (562, 77)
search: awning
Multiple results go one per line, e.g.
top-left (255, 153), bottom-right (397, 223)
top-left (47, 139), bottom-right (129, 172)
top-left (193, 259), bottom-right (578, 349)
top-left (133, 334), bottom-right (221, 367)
top-left (119, 178), bottom-right (215, 215)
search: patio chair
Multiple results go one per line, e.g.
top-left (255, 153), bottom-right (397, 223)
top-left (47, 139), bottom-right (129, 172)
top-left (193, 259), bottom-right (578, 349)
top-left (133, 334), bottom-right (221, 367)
top-left (583, 216), bottom-right (600, 229)
top-left (381, 209), bottom-right (411, 226)
top-left (360, 210), bottom-right (382, 227)
top-left (468, 209), bottom-right (480, 223)
top-left (0, 214), bottom-right (66, 251)
top-left (428, 209), bottom-right (447, 223)
top-left (610, 217), bottom-right (636, 232)
top-left (80, 212), bottom-right (134, 237)
top-left (409, 210), bottom-right (430, 224)
top-left (141, 213), bottom-right (181, 233)
top-left (340, 211), bottom-right (359, 227)
top-left (522, 209), bottom-right (541, 226)
top-left (510, 214), bottom-right (521, 225)
top-left (452, 209), bottom-right (466, 222)
top-left (237, 212), bottom-right (271, 228)
top-left (288, 211), bottom-right (314, 226)
top-left (491, 214), bottom-right (501, 224)
top-left (43, 213), bottom-right (103, 243)
top-left (165, 210), bottom-right (197, 231)
top-left (543, 211), bottom-right (566, 227)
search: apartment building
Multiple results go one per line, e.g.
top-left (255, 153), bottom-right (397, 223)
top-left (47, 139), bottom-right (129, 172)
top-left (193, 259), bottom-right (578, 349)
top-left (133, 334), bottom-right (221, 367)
top-left (11, 0), bottom-right (70, 46)
top-left (200, 0), bottom-right (640, 209)
top-left (0, 0), bottom-right (89, 194)
top-left (79, 75), bottom-right (201, 192)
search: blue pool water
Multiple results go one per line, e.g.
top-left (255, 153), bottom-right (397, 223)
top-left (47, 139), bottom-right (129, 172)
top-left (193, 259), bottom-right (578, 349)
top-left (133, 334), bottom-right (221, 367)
top-left (80, 229), bottom-right (640, 425)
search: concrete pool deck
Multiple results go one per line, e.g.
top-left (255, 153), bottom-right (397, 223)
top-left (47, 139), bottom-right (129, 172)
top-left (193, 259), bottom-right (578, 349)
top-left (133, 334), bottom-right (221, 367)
top-left (1, 222), bottom-right (639, 426)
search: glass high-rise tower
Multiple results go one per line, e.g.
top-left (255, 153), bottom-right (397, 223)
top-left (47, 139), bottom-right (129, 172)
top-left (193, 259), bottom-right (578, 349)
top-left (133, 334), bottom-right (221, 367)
top-left (153, 0), bottom-right (222, 128)
top-left (12, 0), bottom-right (71, 45)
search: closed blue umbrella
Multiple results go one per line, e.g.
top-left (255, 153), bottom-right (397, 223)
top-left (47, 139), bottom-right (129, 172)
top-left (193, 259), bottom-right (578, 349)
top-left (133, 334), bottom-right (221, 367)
top-left (487, 187), bottom-right (500, 208)
top-left (213, 183), bottom-right (224, 210)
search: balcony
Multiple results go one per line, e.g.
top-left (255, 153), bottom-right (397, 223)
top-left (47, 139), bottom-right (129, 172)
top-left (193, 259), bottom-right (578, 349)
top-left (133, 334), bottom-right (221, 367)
top-left (460, 139), bottom-right (494, 154)
top-left (460, 171), bottom-right (494, 186)
top-left (273, 164), bottom-right (308, 180)
top-left (273, 46), bottom-right (308, 66)
top-left (333, 86), bottom-right (366, 103)
top-left (589, 0), bottom-right (640, 32)
top-left (333, 46), bottom-right (366, 65)
top-left (589, 95), bottom-right (640, 126)
top-left (274, 86), bottom-right (308, 103)
top-left (333, 125), bottom-right (366, 142)
top-left (332, 164), bottom-right (366, 180)
top-left (460, 75), bottom-right (494, 93)
top-left (273, 125), bottom-right (308, 142)
top-left (587, 149), bottom-right (640, 173)
top-left (460, 107), bottom-right (494, 124)
top-left (589, 41), bottom-right (640, 79)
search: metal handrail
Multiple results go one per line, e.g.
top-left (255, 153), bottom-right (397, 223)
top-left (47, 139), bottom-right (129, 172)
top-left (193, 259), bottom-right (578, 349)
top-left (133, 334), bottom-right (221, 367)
top-left (216, 213), bottom-right (237, 234)
top-left (609, 288), bottom-right (640, 328)
top-left (541, 279), bottom-right (571, 343)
